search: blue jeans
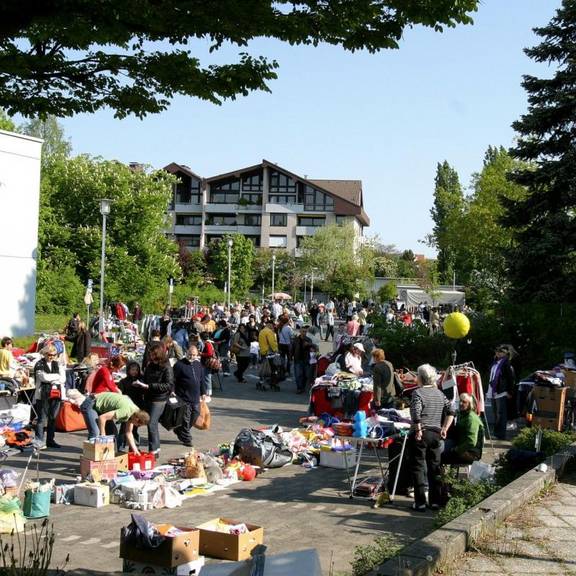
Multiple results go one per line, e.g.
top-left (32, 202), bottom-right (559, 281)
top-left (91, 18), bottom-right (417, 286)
top-left (204, 371), bottom-right (212, 395)
top-left (492, 396), bottom-right (508, 440)
top-left (80, 395), bottom-right (100, 440)
top-left (146, 400), bottom-right (166, 452)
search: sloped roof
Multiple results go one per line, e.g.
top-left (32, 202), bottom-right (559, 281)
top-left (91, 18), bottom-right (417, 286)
top-left (163, 162), bottom-right (203, 181)
top-left (309, 179), bottom-right (363, 207)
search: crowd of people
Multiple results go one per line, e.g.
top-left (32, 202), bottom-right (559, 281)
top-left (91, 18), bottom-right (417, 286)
top-left (0, 296), bottom-right (515, 513)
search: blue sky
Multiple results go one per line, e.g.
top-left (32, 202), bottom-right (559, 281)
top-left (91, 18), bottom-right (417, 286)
top-left (61, 0), bottom-right (561, 256)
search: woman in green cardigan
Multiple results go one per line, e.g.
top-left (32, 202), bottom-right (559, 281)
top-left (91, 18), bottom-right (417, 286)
top-left (442, 392), bottom-right (484, 465)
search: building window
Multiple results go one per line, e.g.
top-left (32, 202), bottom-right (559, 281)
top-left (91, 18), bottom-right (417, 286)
top-left (205, 214), bottom-right (237, 226)
top-left (296, 236), bottom-right (308, 248)
top-left (244, 214), bottom-right (262, 226)
top-left (304, 185), bottom-right (334, 211)
top-left (206, 235), bottom-right (223, 244)
top-left (180, 235), bottom-right (201, 248)
top-left (240, 193), bottom-right (263, 205)
top-left (270, 170), bottom-right (296, 194)
top-left (336, 215), bottom-right (348, 225)
top-left (209, 177), bottom-right (240, 203)
top-left (269, 194), bottom-right (297, 205)
top-left (242, 170), bottom-right (263, 192)
top-left (175, 177), bottom-right (201, 204)
top-left (176, 214), bottom-right (202, 226)
top-left (270, 213), bottom-right (287, 227)
top-left (298, 216), bottom-right (325, 227)
top-left (269, 235), bottom-right (287, 248)
top-left (245, 236), bottom-right (261, 247)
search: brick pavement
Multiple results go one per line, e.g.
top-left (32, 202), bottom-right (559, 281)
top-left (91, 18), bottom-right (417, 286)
top-left (1, 361), bottom-right (435, 575)
top-left (447, 473), bottom-right (576, 576)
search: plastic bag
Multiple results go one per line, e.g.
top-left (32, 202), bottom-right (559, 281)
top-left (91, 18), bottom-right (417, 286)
top-left (123, 514), bottom-right (165, 549)
top-left (193, 401), bottom-right (211, 431)
top-left (233, 428), bottom-right (293, 468)
top-left (469, 461), bottom-right (495, 484)
top-left (159, 395), bottom-right (187, 431)
top-left (152, 485), bottom-right (183, 509)
top-left (0, 496), bottom-right (25, 533)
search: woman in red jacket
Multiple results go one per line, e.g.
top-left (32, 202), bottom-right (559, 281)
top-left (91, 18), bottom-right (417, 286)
top-left (91, 356), bottom-right (125, 394)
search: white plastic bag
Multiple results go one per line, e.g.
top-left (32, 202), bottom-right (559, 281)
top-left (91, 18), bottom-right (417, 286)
top-left (469, 461), bottom-right (495, 484)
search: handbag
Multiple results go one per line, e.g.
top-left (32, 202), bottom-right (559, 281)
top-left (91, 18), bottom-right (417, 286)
top-left (55, 401), bottom-right (87, 432)
top-left (193, 401), bottom-right (211, 431)
top-left (205, 356), bottom-right (221, 372)
top-left (159, 395), bottom-right (187, 431)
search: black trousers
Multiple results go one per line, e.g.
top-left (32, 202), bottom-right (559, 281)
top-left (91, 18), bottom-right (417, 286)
top-left (35, 385), bottom-right (61, 444)
top-left (174, 402), bottom-right (200, 445)
top-left (411, 429), bottom-right (442, 507)
top-left (278, 343), bottom-right (291, 373)
top-left (235, 356), bottom-right (250, 381)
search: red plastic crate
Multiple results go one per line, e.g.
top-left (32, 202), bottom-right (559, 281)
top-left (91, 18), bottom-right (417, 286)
top-left (128, 452), bottom-right (156, 471)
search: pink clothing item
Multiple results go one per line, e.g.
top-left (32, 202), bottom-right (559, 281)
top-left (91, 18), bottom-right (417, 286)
top-left (346, 320), bottom-right (360, 336)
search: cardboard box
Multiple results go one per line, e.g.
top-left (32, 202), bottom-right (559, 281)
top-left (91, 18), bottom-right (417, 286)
top-left (532, 415), bottom-right (563, 432)
top-left (197, 518), bottom-right (264, 561)
top-left (80, 457), bottom-right (118, 481)
top-left (74, 483), bottom-right (110, 507)
top-left (83, 440), bottom-right (115, 461)
top-left (120, 524), bottom-right (199, 568)
top-left (51, 484), bottom-right (75, 505)
top-left (116, 453), bottom-right (129, 472)
top-left (122, 556), bottom-right (204, 575)
top-left (563, 370), bottom-right (576, 389)
top-left (533, 385), bottom-right (567, 403)
top-left (319, 448), bottom-right (356, 469)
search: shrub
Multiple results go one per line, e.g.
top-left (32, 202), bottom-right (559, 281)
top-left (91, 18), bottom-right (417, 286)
top-left (512, 427), bottom-right (576, 457)
top-left (435, 477), bottom-right (498, 527)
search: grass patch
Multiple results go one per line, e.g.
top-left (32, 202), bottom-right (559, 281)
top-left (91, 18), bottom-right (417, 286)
top-left (350, 534), bottom-right (403, 576)
top-left (12, 314), bottom-right (69, 351)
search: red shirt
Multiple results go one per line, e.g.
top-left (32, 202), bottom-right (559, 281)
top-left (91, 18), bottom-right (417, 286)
top-left (91, 366), bottom-right (120, 394)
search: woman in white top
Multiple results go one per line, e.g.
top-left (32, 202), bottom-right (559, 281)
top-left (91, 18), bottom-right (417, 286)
top-left (344, 342), bottom-right (364, 376)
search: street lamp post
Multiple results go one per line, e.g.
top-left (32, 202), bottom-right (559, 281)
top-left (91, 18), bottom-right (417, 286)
top-left (271, 254), bottom-right (276, 298)
top-left (98, 199), bottom-right (111, 337)
top-left (310, 270), bottom-right (315, 302)
top-left (227, 239), bottom-right (233, 310)
top-left (303, 275), bottom-right (307, 304)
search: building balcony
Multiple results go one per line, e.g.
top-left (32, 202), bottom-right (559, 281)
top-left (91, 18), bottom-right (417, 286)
top-left (205, 202), bottom-right (262, 213)
top-left (173, 202), bottom-right (202, 212)
top-left (173, 224), bottom-right (202, 235)
top-left (265, 203), bottom-right (304, 214)
top-left (204, 224), bottom-right (261, 235)
top-left (295, 226), bottom-right (320, 236)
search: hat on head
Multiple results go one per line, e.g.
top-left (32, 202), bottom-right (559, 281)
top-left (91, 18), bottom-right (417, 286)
top-left (353, 342), bottom-right (365, 353)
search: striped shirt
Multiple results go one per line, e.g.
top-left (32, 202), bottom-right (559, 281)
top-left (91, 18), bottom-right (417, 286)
top-left (410, 386), bottom-right (455, 432)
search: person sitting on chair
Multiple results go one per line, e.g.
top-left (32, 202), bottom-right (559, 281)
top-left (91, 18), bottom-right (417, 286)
top-left (441, 392), bottom-right (484, 465)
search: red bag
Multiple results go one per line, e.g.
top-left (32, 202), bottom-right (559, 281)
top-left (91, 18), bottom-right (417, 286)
top-left (49, 385), bottom-right (61, 400)
top-left (55, 401), bottom-right (87, 432)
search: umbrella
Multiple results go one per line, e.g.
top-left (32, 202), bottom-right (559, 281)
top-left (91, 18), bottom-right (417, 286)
top-left (268, 292), bottom-right (291, 300)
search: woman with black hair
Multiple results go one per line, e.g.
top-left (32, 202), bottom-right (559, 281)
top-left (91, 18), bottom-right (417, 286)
top-left (117, 361), bottom-right (146, 450)
top-left (140, 342), bottom-right (174, 455)
top-left (231, 323), bottom-right (251, 383)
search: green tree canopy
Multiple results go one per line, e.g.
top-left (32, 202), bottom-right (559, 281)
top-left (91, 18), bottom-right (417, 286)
top-left (0, 109), bottom-right (15, 131)
top-left (299, 223), bottom-right (375, 298)
top-left (0, 1), bottom-right (477, 118)
top-left (206, 234), bottom-right (255, 297)
top-left (37, 155), bottom-right (180, 312)
top-left (427, 160), bottom-right (464, 283)
top-left (503, 0), bottom-right (576, 302)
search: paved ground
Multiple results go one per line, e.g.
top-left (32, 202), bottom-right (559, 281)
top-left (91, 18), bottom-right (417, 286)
top-left (0, 342), bottom-right (512, 576)
top-left (0, 357), bottom-right (434, 575)
top-left (447, 472), bottom-right (576, 576)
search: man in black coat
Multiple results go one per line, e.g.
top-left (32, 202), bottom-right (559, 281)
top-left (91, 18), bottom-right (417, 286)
top-left (173, 345), bottom-right (207, 447)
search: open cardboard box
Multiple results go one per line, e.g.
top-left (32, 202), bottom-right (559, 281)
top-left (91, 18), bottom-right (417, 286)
top-left (197, 518), bottom-right (264, 561)
top-left (120, 524), bottom-right (199, 568)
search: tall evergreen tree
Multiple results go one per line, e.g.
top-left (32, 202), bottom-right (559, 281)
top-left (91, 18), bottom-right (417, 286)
top-left (503, 1), bottom-right (576, 302)
top-left (428, 160), bottom-right (464, 283)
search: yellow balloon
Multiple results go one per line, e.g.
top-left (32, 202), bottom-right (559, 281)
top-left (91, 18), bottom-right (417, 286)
top-left (443, 312), bottom-right (470, 339)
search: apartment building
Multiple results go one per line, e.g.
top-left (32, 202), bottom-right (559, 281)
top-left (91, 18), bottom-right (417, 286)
top-left (165, 159), bottom-right (370, 255)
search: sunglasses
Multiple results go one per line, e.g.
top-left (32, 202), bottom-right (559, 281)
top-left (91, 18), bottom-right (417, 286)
top-left (46, 354), bottom-right (57, 358)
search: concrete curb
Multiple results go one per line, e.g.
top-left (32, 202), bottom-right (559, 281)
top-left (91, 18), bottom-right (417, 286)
top-left (369, 443), bottom-right (576, 576)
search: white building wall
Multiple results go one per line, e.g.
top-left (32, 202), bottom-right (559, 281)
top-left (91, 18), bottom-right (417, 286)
top-left (0, 130), bottom-right (43, 337)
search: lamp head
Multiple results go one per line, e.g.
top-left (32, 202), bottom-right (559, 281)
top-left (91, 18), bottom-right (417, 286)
top-left (227, 239), bottom-right (233, 247)
top-left (100, 199), bottom-right (111, 215)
